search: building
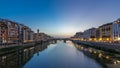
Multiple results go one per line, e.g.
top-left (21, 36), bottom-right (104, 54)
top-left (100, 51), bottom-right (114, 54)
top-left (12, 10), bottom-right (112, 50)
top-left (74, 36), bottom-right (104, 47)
top-left (71, 18), bottom-right (120, 43)
top-left (0, 20), bottom-right (8, 44)
top-left (71, 28), bottom-right (96, 41)
top-left (83, 28), bottom-right (96, 41)
top-left (34, 29), bottom-right (53, 42)
top-left (96, 28), bottom-right (100, 41)
top-left (30, 31), bottom-right (34, 42)
top-left (71, 32), bottom-right (84, 40)
top-left (112, 18), bottom-right (120, 43)
top-left (34, 29), bottom-right (41, 42)
top-left (17, 24), bottom-right (24, 44)
top-left (99, 23), bottom-right (113, 42)
top-left (22, 26), bottom-right (34, 43)
top-left (7, 21), bottom-right (19, 44)
top-left (39, 33), bottom-right (49, 41)
top-left (0, 18), bottom-right (34, 45)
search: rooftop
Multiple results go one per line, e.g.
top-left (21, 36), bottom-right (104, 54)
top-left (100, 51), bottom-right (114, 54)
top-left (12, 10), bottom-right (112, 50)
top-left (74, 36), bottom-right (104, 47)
top-left (99, 22), bottom-right (112, 28)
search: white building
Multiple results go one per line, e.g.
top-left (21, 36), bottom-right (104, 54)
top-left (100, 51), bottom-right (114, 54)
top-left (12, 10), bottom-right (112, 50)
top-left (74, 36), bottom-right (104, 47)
top-left (7, 21), bottom-right (19, 43)
top-left (30, 31), bottom-right (34, 41)
top-left (112, 18), bottom-right (120, 42)
top-left (83, 28), bottom-right (96, 41)
top-left (71, 32), bottom-right (84, 40)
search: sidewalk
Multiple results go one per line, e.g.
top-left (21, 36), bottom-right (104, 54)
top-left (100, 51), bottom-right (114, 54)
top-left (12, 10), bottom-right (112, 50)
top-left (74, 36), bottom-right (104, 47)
top-left (73, 40), bottom-right (120, 53)
top-left (0, 44), bottom-right (20, 49)
top-left (0, 42), bottom-right (35, 49)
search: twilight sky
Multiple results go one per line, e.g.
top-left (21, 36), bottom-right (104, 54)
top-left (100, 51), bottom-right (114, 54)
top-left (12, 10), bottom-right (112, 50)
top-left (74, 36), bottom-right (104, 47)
top-left (0, 0), bottom-right (120, 38)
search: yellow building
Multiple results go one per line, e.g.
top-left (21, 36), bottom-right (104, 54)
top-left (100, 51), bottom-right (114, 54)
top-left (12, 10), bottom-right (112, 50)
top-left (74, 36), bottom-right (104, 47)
top-left (99, 23), bottom-right (113, 42)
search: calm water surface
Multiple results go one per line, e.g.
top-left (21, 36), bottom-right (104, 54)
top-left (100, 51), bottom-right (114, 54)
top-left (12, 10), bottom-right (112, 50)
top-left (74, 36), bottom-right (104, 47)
top-left (23, 41), bottom-right (103, 68)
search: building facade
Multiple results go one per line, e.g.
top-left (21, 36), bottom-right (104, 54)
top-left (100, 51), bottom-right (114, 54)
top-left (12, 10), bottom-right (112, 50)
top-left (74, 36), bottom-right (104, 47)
top-left (112, 19), bottom-right (120, 43)
top-left (34, 29), bottom-right (53, 42)
top-left (0, 18), bottom-right (34, 45)
top-left (72, 18), bottom-right (120, 43)
top-left (96, 28), bottom-right (100, 41)
top-left (99, 23), bottom-right (113, 42)
top-left (7, 21), bottom-right (19, 44)
top-left (34, 29), bottom-right (41, 42)
top-left (83, 28), bottom-right (96, 41)
top-left (71, 32), bottom-right (84, 40)
top-left (0, 20), bottom-right (8, 44)
top-left (22, 26), bottom-right (34, 43)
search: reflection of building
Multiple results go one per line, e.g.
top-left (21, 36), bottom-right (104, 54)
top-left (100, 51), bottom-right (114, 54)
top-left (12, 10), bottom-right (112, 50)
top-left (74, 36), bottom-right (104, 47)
top-left (0, 47), bottom-right (35, 68)
top-left (74, 43), bottom-right (119, 65)
top-left (0, 44), bottom-right (49, 68)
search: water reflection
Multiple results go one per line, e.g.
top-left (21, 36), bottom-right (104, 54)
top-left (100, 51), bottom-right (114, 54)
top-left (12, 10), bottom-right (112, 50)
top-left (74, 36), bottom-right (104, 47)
top-left (74, 43), bottom-right (120, 67)
top-left (0, 40), bottom-right (119, 68)
top-left (0, 41), bottom-right (52, 68)
top-left (23, 40), bottom-right (103, 68)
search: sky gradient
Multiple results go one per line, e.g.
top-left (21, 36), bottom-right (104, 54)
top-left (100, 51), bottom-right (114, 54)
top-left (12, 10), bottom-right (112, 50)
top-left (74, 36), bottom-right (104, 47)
top-left (0, 0), bottom-right (120, 38)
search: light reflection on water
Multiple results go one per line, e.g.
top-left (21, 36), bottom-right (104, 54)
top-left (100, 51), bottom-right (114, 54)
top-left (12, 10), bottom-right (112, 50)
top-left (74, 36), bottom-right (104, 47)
top-left (1, 40), bottom-right (119, 68)
top-left (23, 40), bottom-right (103, 68)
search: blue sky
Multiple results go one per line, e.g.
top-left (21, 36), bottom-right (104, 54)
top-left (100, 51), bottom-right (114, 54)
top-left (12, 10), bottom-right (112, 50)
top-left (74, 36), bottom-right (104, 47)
top-left (0, 0), bottom-right (120, 38)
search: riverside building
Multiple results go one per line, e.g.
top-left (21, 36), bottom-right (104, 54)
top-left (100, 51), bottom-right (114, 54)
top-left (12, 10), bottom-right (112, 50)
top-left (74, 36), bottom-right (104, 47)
top-left (98, 23), bottom-right (113, 42)
top-left (0, 18), bottom-right (34, 45)
top-left (112, 18), bottom-right (120, 43)
top-left (83, 28), bottom-right (96, 41)
top-left (72, 18), bottom-right (120, 43)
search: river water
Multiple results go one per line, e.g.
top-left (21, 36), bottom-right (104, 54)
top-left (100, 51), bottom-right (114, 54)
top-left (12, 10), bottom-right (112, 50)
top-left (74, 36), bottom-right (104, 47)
top-left (2, 40), bottom-right (119, 68)
top-left (23, 40), bottom-right (103, 68)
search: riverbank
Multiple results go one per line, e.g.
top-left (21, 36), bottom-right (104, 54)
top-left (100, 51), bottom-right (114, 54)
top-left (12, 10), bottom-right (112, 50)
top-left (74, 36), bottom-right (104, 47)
top-left (72, 40), bottom-right (120, 53)
top-left (0, 40), bottom-right (56, 56)
top-left (0, 42), bottom-right (35, 49)
top-left (73, 40), bottom-right (120, 68)
top-left (0, 42), bottom-right (36, 56)
top-left (0, 43), bottom-right (50, 68)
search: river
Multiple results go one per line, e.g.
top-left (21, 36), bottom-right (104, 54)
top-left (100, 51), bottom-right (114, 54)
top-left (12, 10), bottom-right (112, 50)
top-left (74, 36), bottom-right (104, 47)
top-left (23, 40), bottom-right (103, 68)
top-left (1, 40), bottom-right (119, 68)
